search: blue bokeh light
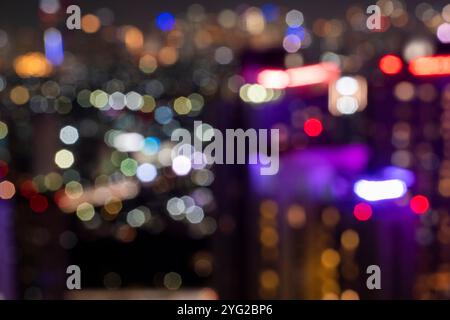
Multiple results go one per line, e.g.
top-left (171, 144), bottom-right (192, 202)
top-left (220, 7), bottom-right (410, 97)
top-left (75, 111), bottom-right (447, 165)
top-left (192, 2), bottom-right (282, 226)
top-left (154, 106), bottom-right (173, 124)
top-left (261, 4), bottom-right (279, 22)
top-left (44, 28), bottom-right (64, 66)
top-left (143, 137), bottom-right (160, 155)
top-left (156, 12), bottom-right (176, 31)
top-left (285, 26), bottom-right (305, 40)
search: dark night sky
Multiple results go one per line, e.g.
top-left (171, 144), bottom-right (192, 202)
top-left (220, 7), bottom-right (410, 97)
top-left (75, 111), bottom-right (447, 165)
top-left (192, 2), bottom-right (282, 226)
top-left (0, 0), bottom-right (441, 30)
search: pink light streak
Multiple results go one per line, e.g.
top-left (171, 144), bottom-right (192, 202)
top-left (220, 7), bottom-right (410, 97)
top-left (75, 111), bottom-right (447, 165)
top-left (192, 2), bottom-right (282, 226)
top-left (257, 62), bottom-right (340, 89)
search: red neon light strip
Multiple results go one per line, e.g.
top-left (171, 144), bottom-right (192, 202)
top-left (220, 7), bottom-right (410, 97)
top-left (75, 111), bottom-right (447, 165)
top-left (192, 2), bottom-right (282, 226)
top-left (409, 55), bottom-right (450, 76)
top-left (257, 62), bottom-right (340, 89)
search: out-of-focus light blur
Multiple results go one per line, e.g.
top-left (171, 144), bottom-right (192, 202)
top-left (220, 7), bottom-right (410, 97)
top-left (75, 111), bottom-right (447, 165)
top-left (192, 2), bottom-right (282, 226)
top-left (0, 0), bottom-right (450, 301)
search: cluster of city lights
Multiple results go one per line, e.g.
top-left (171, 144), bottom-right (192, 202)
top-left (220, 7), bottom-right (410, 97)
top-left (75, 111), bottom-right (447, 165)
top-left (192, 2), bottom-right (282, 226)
top-left (0, 0), bottom-right (449, 299)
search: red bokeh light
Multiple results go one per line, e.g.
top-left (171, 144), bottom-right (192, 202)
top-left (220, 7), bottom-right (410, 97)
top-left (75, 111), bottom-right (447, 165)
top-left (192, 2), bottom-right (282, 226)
top-left (20, 180), bottom-right (38, 198)
top-left (353, 202), bottom-right (372, 221)
top-left (30, 194), bottom-right (48, 213)
top-left (410, 195), bottom-right (429, 214)
top-left (379, 54), bottom-right (403, 75)
top-left (0, 160), bottom-right (9, 178)
top-left (304, 118), bottom-right (323, 137)
top-left (256, 63), bottom-right (340, 89)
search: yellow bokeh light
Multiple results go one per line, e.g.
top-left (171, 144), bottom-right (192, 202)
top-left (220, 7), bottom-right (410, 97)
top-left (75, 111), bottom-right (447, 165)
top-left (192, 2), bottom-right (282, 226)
top-left (139, 54), bottom-right (157, 74)
top-left (164, 272), bottom-right (182, 290)
top-left (76, 202), bottom-right (95, 221)
top-left (65, 181), bottom-right (84, 199)
top-left (244, 7), bottom-right (266, 35)
top-left (247, 84), bottom-right (267, 103)
top-left (55, 149), bottom-right (75, 169)
top-left (0, 121), bottom-right (8, 139)
top-left (141, 95), bottom-right (156, 113)
top-left (260, 227), bottom-right (278, 247)
top-left (104, 197), bottom-right (122, 215)
top-left (341, 229), bottom-right (360, 251)
top-left (90, 90), bottom-right (108, 108)
top-left (10, 86), bottom-right (30, 105)
top-left (321, 248), bottom-right (341, 268)
top-left (259, 269), bottom-right (279, 289)
top-left (322, 279), bottom-right (341, 296)
top-left (173, 96), bottom-right (192, 115)
top-left (44, 172), bottom-right (63, 191)
top-left (239, 84), bottom-right (280, 105)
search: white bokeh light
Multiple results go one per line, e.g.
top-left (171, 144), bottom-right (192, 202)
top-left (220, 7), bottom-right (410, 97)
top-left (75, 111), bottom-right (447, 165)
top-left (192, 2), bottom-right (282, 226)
top-left (285, 10), bottom-right (304, 27)
top-left (109, 92), bottom-right (126, 110)
top-left (186, 205), bottom-right (204, 224)
top-left (113, 132), bottom-right (144, 152)
top-left (126, 208), bottom-right (146, 227)
top-left (172, 155), bottom-right (192, 176)
top-left (59, 125), bottom-right (79, 145)
top-left (136, 163), bottom-right (157, 182)
top-left (167, 197), bottom-right (185, 216)
top-left (126, 91), bottom-right (144, 110)
top-left (337, 96), bottom-right (359, 115)
top-left (336, 77), bottom-right (359, 96)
